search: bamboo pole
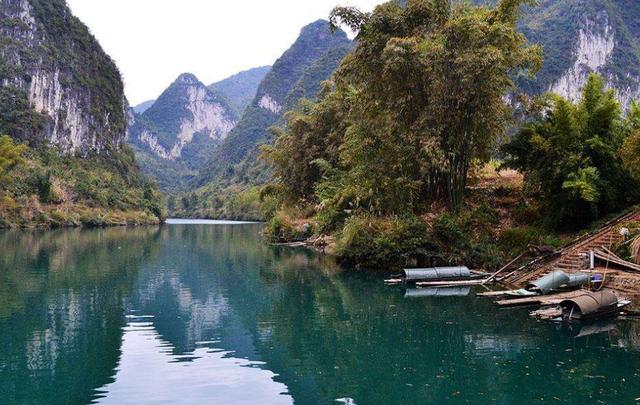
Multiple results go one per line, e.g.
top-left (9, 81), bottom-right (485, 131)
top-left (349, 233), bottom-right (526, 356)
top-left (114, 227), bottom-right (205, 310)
top-left (482, 252), bottom-right (526, 285)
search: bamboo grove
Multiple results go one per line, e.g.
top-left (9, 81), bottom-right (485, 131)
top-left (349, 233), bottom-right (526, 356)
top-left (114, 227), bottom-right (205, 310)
top-left (262, 0), bottom-right (541, 219)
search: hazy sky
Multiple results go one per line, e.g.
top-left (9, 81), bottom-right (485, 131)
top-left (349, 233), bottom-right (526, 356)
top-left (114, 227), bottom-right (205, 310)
top-left (66, 0), bottom-right (382, 105)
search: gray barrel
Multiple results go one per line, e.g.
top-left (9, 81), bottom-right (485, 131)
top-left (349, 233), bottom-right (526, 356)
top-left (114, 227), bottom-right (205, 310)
top-left (566, 272), bottom-right (590, 288)
top-left (526, 270), bottom-right (569, 294)
top-left (403, 266), bottom-right (471, 282)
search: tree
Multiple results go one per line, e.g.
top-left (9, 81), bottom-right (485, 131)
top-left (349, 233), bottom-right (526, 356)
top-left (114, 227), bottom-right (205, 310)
top-left (621, 102), bottom-right (640, 181)
top-left (265, 0), bottom-right (541, 217)
top-left (0, 135), bottom-right (27, 187)
top-left (502, 74), bottom-right (639, 228)
top-left (261, 89), bottom-right (349, 205)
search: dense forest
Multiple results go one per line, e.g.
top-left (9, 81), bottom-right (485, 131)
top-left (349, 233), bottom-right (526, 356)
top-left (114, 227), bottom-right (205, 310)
top-left (260, 0), bottom-right (640, 269)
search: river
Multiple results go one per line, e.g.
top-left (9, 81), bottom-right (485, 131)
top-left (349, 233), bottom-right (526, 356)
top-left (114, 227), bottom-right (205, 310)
top-left (1, 222), bottom-right (640, 404)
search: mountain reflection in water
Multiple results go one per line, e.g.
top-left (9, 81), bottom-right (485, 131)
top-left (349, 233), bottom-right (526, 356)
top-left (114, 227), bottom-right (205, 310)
top-left (2, 224), bottom-right (640, 404)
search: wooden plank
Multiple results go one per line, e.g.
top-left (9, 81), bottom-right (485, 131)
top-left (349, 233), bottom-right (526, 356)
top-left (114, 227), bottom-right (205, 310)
top-left (496, 290), bottom-right (585, 307)
top-left (477, 290), bottom-right (520, 297)
top-left (594, 251), bottom-right (640, 272)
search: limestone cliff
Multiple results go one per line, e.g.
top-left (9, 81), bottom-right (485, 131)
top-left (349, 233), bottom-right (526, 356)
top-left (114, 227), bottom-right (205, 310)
top-left (0, 0), bottom-right (128, 154)
top-left (127, 73), bottom-right (238, 191)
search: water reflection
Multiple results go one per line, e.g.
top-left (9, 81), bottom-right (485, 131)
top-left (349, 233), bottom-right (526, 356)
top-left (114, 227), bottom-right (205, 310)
top-left (2, 224), bottom-right (640, 404)
top-left (95, 320), bottom-right (290, 405)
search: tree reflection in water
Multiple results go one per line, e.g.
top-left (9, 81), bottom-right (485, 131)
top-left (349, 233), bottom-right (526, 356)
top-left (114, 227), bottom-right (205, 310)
top-left (2, 224), bottom-right (640, 404)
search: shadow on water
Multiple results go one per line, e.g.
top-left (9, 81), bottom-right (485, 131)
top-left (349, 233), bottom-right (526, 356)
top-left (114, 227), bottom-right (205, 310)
top-left (3, 224), bottom-right (640, 404)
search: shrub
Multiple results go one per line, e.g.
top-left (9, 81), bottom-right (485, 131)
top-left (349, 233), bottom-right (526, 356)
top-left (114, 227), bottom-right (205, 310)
top-left (263, 209), bottom-right (313, 243)
top-left (498, 227), bottom-right (561, 258)
top-left (335, 214), bottom-right (430, 269)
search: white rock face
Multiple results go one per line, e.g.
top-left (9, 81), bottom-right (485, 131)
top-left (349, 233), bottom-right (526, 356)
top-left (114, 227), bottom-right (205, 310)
top-left (130, 83), bottom-right (237, 161)
top-left (29, 68), bottom-right (91, 152)
top-left (258, 94), bottom-right (282, 114)
top-left (168, 86), bottom-right (236, 159)
top-left (550, 16), bottom-right (615, 102)
top-left (0, 0), bottom-right (127, 154)
top-left (615, 78), bottom-right (640, 108)
top-left (18, 0), bottom-right (35, 27)
top-left (139, 130), bottom-right (172, 159)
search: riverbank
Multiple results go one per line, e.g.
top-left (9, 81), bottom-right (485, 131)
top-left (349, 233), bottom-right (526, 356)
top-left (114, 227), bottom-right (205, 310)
top-left (263, 167), bottom-right (567, 270)
top-left (0, 205), bottom-right (162, 229)
top-left (264, 164), bottom-right (640, 276)
top-left (0, 142), bottom-right (165, 229)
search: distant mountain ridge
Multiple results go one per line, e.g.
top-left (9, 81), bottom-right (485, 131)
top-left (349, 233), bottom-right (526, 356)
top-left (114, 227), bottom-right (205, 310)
top-left (209, 66), bottom-right (271, 115)
top-left (133, 100), bottom-right (155, 114)
top-left (197, 20), bottom-right (353, 187)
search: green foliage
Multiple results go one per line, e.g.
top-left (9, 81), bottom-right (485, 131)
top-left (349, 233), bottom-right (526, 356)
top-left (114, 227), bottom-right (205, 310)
top-left (263, 209), bottom-right (314, 243)
top-left (265, 0), bottom-right (540, 222)
top-left (502, 74), bottom-right (640, 228)
top-left (33, 170), bottom-right (52, 203)
top-left (0, 135), bottom-right (26, 184)
top-left (431, 203), bottom-right (503, 269)
top-left (335, 214), bottom-right (431, 268)
top-left (621, 103), bottom-right (640, 181)
top-left (498, 226), bottom-right (560, 257)
top-left (0, 142), bottom-right (165, 228)
top-left (0, 87), bottom-right (47, 142)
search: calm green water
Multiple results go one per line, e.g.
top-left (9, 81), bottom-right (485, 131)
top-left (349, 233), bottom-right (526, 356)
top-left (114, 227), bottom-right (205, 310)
top-left (2, 223), bottom-right (640, 404)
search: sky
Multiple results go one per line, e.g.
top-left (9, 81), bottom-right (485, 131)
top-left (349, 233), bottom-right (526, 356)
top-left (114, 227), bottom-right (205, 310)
top-left (66, 0), bottom-right (383, 106)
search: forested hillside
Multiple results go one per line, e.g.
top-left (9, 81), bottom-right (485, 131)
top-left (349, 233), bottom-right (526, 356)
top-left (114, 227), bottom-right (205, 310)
top-left (260, 0), bottom-right (640, 269)
top-left (0, 0), bottom-right (163, 227)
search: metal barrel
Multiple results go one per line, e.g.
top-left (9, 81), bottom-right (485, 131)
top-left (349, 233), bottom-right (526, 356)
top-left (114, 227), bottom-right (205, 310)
top-left (402, 266), bottom-right (471, 282)
top-left (566, 272), bottom-right (590, 288)
top-left (525, 270), bottom-right (570, 294)
top-left (560, 290), bottom-right (618, 318)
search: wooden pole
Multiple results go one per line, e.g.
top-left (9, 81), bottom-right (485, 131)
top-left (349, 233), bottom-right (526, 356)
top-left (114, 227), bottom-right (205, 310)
top-left (482, 252), bottom-right (526, 285)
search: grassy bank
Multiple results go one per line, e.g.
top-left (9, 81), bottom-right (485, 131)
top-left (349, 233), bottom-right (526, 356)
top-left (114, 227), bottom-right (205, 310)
top-left (0, 137), bottom-right (165, 229)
